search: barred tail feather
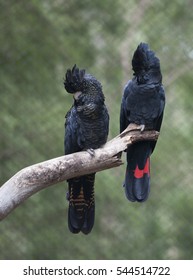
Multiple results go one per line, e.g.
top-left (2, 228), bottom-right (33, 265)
top-left (68, 181), bottom-right (85, 234)
top-left (124, 158), bottom-right (150, 202)
top-left (81, 174), bottom-right (95, 234)
top-left (68, 174), bottom-right (95, 234)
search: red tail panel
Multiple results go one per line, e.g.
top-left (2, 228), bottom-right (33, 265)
top-left (134, 158), bottom-right (150, 179)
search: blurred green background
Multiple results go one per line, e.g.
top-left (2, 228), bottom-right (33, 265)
top-left (1, 0), bottom-right (193, 260)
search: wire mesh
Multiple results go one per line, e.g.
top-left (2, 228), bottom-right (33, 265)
top-left (1, 0), bottom-right (193, 260)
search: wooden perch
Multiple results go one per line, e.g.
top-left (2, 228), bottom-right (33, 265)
top-left (0, 124), bottom-right (159, 221)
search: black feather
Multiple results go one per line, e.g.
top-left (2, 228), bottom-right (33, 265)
top-left (132, 42), bottom-right (162, 84)
top-left (64, 64), bottom-right (85, 93)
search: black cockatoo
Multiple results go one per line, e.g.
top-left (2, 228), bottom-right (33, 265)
top-left (120, 43), bottom-right (165, 202)
top-left (64, 65), bottom-right (109, 234)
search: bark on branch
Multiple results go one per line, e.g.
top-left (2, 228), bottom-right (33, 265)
top-left (0, 124), bottom-right (159, 221)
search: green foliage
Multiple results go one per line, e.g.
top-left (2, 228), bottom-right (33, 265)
top-left (1, 0), bottom-right (193, 260)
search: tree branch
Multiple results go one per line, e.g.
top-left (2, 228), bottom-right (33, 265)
top-left (0, 124), bottom-right (159, 221)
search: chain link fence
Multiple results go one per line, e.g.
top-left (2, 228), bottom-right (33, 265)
top-left (1, 0), bottom-right (193, 259)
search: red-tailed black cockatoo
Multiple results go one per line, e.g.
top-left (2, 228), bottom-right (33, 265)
top-left (64, 65), bottom-right (109, 233)
top-left (120, 43), bottom-right (165, 202)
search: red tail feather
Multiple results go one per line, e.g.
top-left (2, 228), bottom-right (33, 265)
top-left (134, 158), bottom-right (150, 179)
